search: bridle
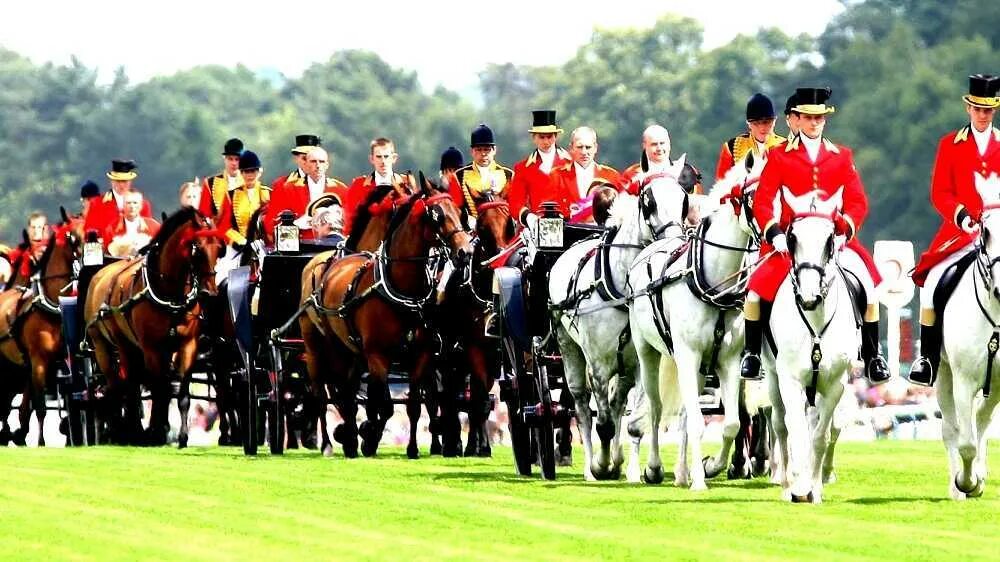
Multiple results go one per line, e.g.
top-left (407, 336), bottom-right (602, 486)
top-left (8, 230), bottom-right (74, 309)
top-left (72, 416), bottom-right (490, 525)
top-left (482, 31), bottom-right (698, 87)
top-left (638, 171), bottom-right (688, 240)
top-left (788, 211), bottom-right (837, 310)
top-left (975, 202), bottom-right (1000, 298)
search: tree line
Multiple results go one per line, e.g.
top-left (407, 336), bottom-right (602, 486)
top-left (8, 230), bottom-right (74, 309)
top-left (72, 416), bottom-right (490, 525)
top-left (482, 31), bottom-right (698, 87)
top-left (1, 0), bottom-right (998, 248)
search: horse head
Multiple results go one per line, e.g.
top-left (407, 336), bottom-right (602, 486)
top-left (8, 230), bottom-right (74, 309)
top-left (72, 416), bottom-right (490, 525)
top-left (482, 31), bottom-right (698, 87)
top-left (783, 186), bottom-right (843, 310)
top-left (416, 171), bottom-right (475, 266)
top-left (156, 208), bottom-right (223, 299)
top-left (714, 152), bottom-right (767, 240)
top-left (637, 154), bottom-right (690, 242)
top-left (473, 193), bottom-right (514, 259)
top-left (974, 172), bottom-right (1000, 299)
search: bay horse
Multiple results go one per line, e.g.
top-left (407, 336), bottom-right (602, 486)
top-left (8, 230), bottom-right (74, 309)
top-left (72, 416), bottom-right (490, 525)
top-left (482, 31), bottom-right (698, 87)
top-left (300, 174), bottom-right (474, 458)
top-left (436, 191), bottom-right (517, 457)
top-left (934, 172), bottom-right (1000, 500)
top-left (84, 207), bottom-right (222, 446)
top-left (0, 219), bottom-right (81, 445)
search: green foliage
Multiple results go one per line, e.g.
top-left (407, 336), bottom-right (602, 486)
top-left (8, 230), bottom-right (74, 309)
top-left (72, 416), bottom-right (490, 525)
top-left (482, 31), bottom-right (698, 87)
top-left (0, 0), bottom-right (998, 249)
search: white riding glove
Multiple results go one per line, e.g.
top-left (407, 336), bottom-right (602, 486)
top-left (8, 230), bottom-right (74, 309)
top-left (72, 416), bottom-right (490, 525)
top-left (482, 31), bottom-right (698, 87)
top-left (771, 233), bottom-right (789, 254)
top-left (834, 234), bottom-right (847, 252)
top-left (525, 212), bottom-right (539, 233)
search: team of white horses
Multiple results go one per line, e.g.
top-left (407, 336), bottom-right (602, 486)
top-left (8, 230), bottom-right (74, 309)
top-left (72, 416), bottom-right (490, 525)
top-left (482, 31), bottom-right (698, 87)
top-left (548, 154), bottom-right (1000, 502)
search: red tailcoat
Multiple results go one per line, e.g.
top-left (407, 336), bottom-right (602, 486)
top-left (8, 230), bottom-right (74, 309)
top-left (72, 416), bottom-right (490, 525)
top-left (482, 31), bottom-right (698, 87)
top-left (912, 126), bottom-right (1000, 285)
top-left (103, 216), bottom-right (161, 251)
top-left (83, 191), bottom-right (153, 240)
top-left (507, 148), bottom-right (571, 223)
top-left (545, 162), bottom-right (622, 221)
top-left (749, 135), bottom-right (881, 300)
top-left (264, 174), bottom-right (348, 241)
top-left (343, 172), bottom-right (405, 235)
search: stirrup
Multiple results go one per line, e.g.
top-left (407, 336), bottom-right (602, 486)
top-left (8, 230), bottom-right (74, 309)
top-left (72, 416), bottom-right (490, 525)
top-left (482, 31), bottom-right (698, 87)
top-left (906, 357), bottom-right (936, 387)
top-left (864, 356), bottom-right (891, 386)
top-left (740, 353), bottom-right (763, 381)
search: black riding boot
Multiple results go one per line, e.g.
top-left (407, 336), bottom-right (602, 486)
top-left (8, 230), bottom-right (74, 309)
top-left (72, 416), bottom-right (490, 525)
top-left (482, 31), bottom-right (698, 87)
top-left (861, 321), bottom-right (891, 385)
top-left (740, 302), bottom-right (770, 381)
top-left (907, 323), bottom-right (941, 387)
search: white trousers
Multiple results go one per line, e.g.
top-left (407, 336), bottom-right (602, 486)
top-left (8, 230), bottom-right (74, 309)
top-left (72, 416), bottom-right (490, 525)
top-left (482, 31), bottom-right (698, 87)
top-left (918, 242), bottom-right (976, 309)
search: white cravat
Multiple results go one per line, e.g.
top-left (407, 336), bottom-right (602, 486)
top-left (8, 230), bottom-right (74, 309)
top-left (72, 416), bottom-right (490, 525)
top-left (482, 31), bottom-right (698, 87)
top-left (755, 139), bottom-right (768, 154)
top-left (307, 175), bottom-right (326, 202)
top-left (645, 158), bottom-right (669, 173)
top-left (476, 165), bottom-right (498, 192)
top-left (112, 191), bottom-right (125, 211)
top-left (124, 217), bottom-right (142, 235)
top-left (537, 147), bottom-right (556, 174)
top-left (800, 133), bottom-right (822, 163)
top-left (374, 171), bottom-right (393, 185)
top-left (574, 162), bottom-right (595, 199)
top-left (971, 123), bottom-right (994, 157)
top-left (226, 173), bottom-right (241, 191)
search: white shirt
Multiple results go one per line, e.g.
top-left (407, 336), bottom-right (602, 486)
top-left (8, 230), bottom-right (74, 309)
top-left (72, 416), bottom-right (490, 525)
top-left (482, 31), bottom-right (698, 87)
top-left (374, 170), bottom-right (393, 186)
top-left (800, 133), bottom-right (822, 163)
top-left (226, 173), bottom-right (241, 191)
top-left (755, 139), bottom-right (768, 155)
top-left (971, 123), bottom-right (994, 157)
top-left (476, 165), bottom-right (498, 192)
top-left (574, 162), bottom-right (595, 199)
top-left (645, 158), bottom-right (670, 174)
top-left (307, 175), bottom-right (326, 202)
top-left (124, 217), bottom-right (143, 235)
top-left (112, 191), bottom-right (125, 211)
top-left (537, 147), bottom-right (556, 174)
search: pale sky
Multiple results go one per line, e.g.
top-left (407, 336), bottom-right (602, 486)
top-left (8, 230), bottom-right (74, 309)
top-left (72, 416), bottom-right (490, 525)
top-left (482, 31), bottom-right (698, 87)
top-left (1, 0), bottom-right (843, 96)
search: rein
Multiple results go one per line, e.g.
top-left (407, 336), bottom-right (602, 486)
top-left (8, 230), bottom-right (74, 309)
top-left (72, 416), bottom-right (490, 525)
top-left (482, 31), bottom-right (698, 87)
top-left (971, 243), bottom-right (1000, 397)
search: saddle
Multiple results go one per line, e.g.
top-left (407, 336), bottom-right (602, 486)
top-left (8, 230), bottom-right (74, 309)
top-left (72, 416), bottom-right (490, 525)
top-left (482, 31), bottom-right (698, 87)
top-left (839, 267), bottom-right (866, 328)
top-left (932, 250), bottom-right (977, 320)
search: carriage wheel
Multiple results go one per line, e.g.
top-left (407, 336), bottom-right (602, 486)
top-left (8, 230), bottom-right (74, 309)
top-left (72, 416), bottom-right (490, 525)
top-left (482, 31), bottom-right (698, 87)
top-left (267, 347), bottom-right (285, 455)
top-left (500, 323), bottom-right (532, 476)
top-left (81, 356), bottom-right (99, 445)
top-left (534, 422), bottom-right (556, 481)
top-left (243, 360), bottom-right (258, 456)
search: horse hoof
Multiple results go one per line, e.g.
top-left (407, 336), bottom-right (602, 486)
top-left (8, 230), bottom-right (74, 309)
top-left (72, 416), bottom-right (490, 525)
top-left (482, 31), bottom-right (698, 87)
top-left (332, 424), bottom-right (347, 444)
top-left (343, 445), bottom-right (358, 459)
top-left (442, 443), bottom-right (462, 458)
top-left (823, 470), bottom-right (837, 485)
top-left (322, 444), bottom-right (334, 457)
top-left (407, 444), bottom-right (419, 460)
top-left (556, 451), bottom-right (573, 467)
top-left (218, 434), bottom-right (231, 447)
top-left (59, 417), bottom-right (70, 436)
top-left (12, 430), bottom-right (28, 447)
top-left (430, 440), bottom-right (442, 456)
top-left (0, 427), bottom-right (10, 446)
top-left (703, 456), bottom-right (724, 479)
top-left (955, 474), bottom-right (985, 498)
top-left (727, 463), bottom-right (750, 480)
top-left (177, 435), bottom-right (188, 449)
top-left (642, 466), bottom-right (665, 485)
top-left (608, 465), bottom-right (622, 481)
top-left (477, 446), bottom-right (492, 458)
top-left (790, 491), bottom-right (814, 503)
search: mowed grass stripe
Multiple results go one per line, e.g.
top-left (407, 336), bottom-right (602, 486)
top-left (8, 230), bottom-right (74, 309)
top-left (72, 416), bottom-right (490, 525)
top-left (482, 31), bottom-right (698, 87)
top-left (1, 441), bottom-right (998, 561)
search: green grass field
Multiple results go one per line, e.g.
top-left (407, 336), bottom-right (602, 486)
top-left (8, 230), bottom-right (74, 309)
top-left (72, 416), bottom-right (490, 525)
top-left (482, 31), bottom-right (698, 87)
top-left (0, 440), bottom-right (997, 561)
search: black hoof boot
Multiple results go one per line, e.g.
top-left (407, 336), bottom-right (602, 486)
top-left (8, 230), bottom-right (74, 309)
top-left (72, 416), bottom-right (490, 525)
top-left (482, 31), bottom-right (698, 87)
top-left (430, 437), bottom-right (442, 456)
top-left (865, 356), bottom-right (891, 385)
top-left (862, 321), bottom-right (891, 385)
top-left (407, 443), bottom-right (419, 459)
top-left (740, 353), bottom-right (763, 381)
top-left (907, 323), bottom-right (940, 387)
top-left (907, 357), bottom-right (937, 387)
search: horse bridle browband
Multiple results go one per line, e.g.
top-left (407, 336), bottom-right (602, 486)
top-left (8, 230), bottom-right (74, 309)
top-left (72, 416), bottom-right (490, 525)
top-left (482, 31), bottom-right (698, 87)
top-left (787, 211), bottom-right (837, 306)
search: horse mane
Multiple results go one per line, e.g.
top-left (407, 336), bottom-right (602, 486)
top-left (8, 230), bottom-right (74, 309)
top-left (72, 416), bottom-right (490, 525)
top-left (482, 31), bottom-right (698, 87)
top-left (150, 206), bottom-right (202, 249)
top-left (605, 193), bottom-right (639, 229)
top-left (34, 232), bottom-right (57, 272)
top-left (345, 184), bottom-right (397, 251)
top-left (385, 192), bottom-right (421, 241)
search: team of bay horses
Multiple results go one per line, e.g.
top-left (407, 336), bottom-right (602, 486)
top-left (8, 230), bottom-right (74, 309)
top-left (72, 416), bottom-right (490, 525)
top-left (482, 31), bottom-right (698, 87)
top-left (1, 163), bottom-right (998, 502)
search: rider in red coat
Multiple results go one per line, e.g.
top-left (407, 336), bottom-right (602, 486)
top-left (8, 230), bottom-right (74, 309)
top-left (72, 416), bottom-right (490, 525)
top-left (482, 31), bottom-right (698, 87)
top-left (741, 87), bottom-right (889, 384)
top-left (343, 138), bottom-right (406, 236)
top-left (83, 159), bottom-right (153, 240)
top-left (507, 110), bottom-right (572, 225)
top-left (908, 74), bottom-right (1000, 386)
top-left (542, 126), bottom-right (621, 223)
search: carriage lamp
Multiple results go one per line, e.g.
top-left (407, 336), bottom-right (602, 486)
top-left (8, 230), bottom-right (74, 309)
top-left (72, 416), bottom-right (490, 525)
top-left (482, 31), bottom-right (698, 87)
top-left (82, 229), bottom-right (104, 266)
top-left (536, 201), bottom-right (564, 249)
top-left (275, 210), bottom-right (300, 253)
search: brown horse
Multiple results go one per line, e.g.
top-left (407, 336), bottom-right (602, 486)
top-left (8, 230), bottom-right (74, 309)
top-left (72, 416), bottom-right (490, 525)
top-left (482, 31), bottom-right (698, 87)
top-left (84, 207), bottom-right (222, 446)
top-left (435, 194), bottom-right (516, 457)
top-left (300, 175), bottom-right (473, 458)
top-left (0, 219), bottom-right (82, 446)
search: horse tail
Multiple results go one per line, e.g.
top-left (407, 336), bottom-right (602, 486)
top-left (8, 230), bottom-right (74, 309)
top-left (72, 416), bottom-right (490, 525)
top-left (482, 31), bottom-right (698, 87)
top-left (743, 379), bottom-right (770, 414)
top-left (658, 355), bottom-right (682, 420)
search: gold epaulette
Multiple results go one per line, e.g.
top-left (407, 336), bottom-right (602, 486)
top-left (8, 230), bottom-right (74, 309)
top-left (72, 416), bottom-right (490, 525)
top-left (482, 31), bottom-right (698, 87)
top-left (785, 134), bottom-right (801, 152)
top-left (102, 191), bottom-right (114, 203)
top-left (822, 138), bottom-right (840, 154)
top-left (731, 133), bottom-right (755, 163)
top-left (954, 126), bottom-right (970, 143)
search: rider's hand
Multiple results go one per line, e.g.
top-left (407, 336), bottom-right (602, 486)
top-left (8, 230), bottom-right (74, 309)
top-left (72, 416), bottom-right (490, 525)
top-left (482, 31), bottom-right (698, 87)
top-left (525, 212), bottom-right (539, 231)
top-left (961, 214), bottom-right (978, 235)
top-left (771, 233), bottom-right (789, 254)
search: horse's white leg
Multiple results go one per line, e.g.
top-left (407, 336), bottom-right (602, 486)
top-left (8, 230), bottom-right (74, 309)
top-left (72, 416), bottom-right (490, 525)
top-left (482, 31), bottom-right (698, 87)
top-left (776, 359), bottom-right (811, 501)
top-left (557, 326), bottom-right (595, 481)
top-left (625, 383), bottom-right (646, 483)
top-left (823, 383), bottom-right (851, 485)
top-left (936, 362), bottom-right (966, 500)
top-left (973, 395), bottom-right (999, 487)
top-left (952, 370), bottom-right (982, 497)
top-left (767, 367), bottom-right (788, 487)
top-left (636, 335), bottom-right (666, 485)
top-left (588, 360), bottom-right (616, 479)
top-left (674, 407), bottom-right (689, 487)
top-left (809, 377), bottom-right (844, 503)
top-left (705, 356), bottom-right (742, 479)
top-left (608, 353), bottom-right (636, 478)
top-left (673, 346), bottom-right (707, 491)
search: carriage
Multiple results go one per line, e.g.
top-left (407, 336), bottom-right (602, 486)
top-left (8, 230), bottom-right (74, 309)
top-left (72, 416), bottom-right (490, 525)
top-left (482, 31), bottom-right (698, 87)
top-left (493, 202), bottom-right (602, 479)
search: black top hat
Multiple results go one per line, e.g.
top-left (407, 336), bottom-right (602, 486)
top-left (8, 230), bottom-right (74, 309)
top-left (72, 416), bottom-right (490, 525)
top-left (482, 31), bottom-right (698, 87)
top-left (783, 92), bottom-right (799, 116)
top-left (791, 87), bottom-right (835, 115)
top-left (239, 150), bottom-right (262, 171)
top-left (80, 180), bottom-right (100, 199)
top-left (470, 124), bottom-right (495, 147)
top-left (222, 138), bottom-right (244, 156)
top-left (746, 93), bottom-right (776, 121)
top-left (106, 159), bottom-right (138, 181)
top-left (529, 110), bottom-right (563, 134)
top-left (964, 74), bottom-right (1000, 108)
top-left (292, 134), bottom-right (322, 154)
top-left (440, 146), bottom-right (464, 171)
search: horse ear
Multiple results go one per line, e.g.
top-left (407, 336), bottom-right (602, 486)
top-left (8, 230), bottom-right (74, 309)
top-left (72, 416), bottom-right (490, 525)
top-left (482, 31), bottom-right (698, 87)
top-left (162, 211), bottom-right (168, 223)
top-left (418, 170), bottom-right (430, 194)
top-left (21, 229), bottom-right (29, 247)
top-left (671, 153), bottom-right (687, 177)
top-left (60, 206), bottom-right (70, 224)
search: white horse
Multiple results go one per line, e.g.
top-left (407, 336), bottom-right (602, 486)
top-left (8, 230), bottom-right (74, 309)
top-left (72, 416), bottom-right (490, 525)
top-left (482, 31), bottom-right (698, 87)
top-left (627, 155), bottom-right (763, 490)
top-left (762, 187), bottom-right (859, 503)
top-left (548, 158), bottom-right (691, 481)
top-left (936, 172), bottom-right (1000, 500)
